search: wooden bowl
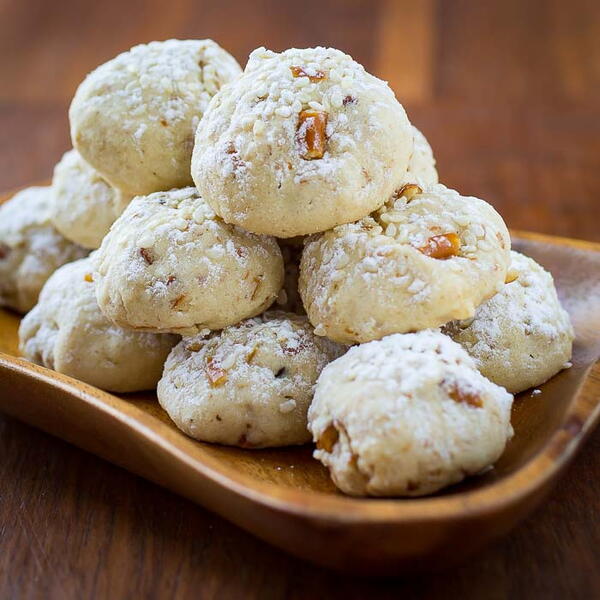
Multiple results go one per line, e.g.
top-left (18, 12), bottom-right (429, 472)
top-left (1, 188), bottom-right (599, 575)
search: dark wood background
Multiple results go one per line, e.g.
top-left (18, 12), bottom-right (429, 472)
top-left (1, 0), bottom-right (599, 597)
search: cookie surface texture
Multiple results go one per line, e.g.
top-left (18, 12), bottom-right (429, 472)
top-left (309, 331), bottom-right (514, 496)
top-left (94, 187), bottom-right (284, 335)
top-left (0, 186), bottom-right (88, 313)
top-left (192, 46), bottom-right (414, 237)
top-left (50, 149), bottom-right (132, 249)
top-left (70, 39), bottom-right (242, 195)
top-left (158, 312), bottom-right (346, 447)
top-left (19, 257), bottom-right (178, 392)
top-left (300, 184), bottom-right (511, 343)
top-left (443, 251), bottom-right (574, 393)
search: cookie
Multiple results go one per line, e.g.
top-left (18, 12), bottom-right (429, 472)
top-left (50, 149), bottom-right (132, 249)
top-left (191, 46), bottom-right (414, 237)
top-left (443, 251), bottom-right (574, 393)
top-left (405, 125), bottom-right (438, 186)
top-left (299, 183), bottom-right (511, 344)
top-left (94, 187), bottom-right (284, 335)
top-left (0, 186), bottom-right (88, 313)
top-left (19, 257), bottom-right (178, 392)
top-left (309, 331), bottom-right (514, 496)
top-left (158, 312), bottom-right (346, 448)
top-left (70, 39), bottom-right (242, 195)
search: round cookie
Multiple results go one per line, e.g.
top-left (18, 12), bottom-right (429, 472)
top-left (443, 251), bottom-right (574, 393)
top-left (192, 46), bottom-right (414, 237)
top-left (19, 257), bottom-right (178, 392)
top-left (404, 126), bottom-right (438, 186)
top-left (0, 186), bottom-right (88, 313)
top-left (94, 187), bottom-right (284, 335)
top-left (70, 39), bottom-right (242, 195)
top-left (299, 183), bottom-right (511, 344)
top-left (309, 331), bottom-right (514, 497)
top-left (158, 312), bottom-right (346, 447)
top-left (50, 149), bottom-right (132, 249)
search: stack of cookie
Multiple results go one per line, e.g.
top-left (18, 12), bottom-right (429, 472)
top-left (0, 41), bottom-right (574, 497)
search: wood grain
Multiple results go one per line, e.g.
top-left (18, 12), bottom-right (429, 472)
top-left (0, 0), bottom-right (599, 596)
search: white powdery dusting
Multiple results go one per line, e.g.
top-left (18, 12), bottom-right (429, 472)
top-left (440, 250), bottom-right (575, 394)
top-left (308, 330), bottom-right (514, 497)
top-left (76, 39), bottom-right (242, 138)
top-left (299, 183), bottom-right (512, 343)
top-left (448, 251), bottom-right (574, 355)
top-left (192, 45), bottom-right (413, 237)
top-left (331, 331), bottom-right (478, 386)
top-left (93, 186), bottom-right (283, 333)
top-left (158, 312), bottom-right (346, 446)
top-left (0, 186), bottom-right (88, 311)
top-left (19, 256), bottom-right (176, 391)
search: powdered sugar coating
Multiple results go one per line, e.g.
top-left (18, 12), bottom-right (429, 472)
top-left (404, 126), bottom-right (438, 187)
top-left (309, 331), bottom-right (514, 496)
top-left (300, 184), bottom-right (511, 344)
top-left (0, 186), bottom-right (88, 313)
top-left (158, 311), bottom-right (346, 447)
top-left (70, 39), bottom-right (242, 195)
top-left (443, 251), bottom-right (574, 393)
top-left (19, 257), bottom-right (177, 392)
top-left (191, 46), bottom-right (414, 237)
top-left (94, 187), bottom-right (284, 335)
top-left (50, 149), bottom-right (132, 249)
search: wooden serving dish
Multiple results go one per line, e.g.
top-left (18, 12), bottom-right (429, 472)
top-left (1, 186), bottom-right (599, 574)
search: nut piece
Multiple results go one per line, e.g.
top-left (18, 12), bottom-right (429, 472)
top-left (316, 423), bottom-right (339, 452)
top-left (205, 357), bottom-right (227, 387)
top-left (418, 233), bottom-right (461, 259)
top-left (396, 183), bottom-right (423, 201)
top-left (290, 66), bottom-right (326, 82)
top-left (297, 110), bottom-right (328, 160)
top-left (447, 383), bottom-right (483, 408)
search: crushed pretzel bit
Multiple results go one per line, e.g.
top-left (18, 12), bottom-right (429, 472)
top-left (446, 383), bottom-right (483, 408)
top-left (418, 233), bottom-right (461, 259)
top-left (297, 109), bottom-right (328, 160)
top-left (140, 247), bottom-right (154, 264)
top-left (396, 183), bottom-right (422, 201)
top-left (316, 423), bottom-right (339, 452)
top-left (289, 65), bottom-right (326, 82)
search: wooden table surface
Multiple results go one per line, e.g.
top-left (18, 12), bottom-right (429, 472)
top-left (1, 0), bottom-right (599, 597)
